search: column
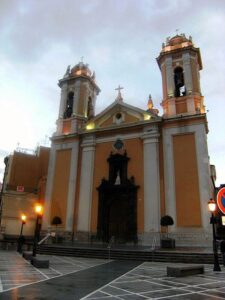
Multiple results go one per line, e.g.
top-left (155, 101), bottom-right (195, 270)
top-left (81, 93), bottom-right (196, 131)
top-left (42, 144), bottom-right (56, 230)
top-left (142, 126), bottom-right (161, 232)
top-left (77, 135), bottom-right (96, 233)
top-left (65, 141), bottom-right (79, 231)
top-left (162, 128), bottom-right (176, 225)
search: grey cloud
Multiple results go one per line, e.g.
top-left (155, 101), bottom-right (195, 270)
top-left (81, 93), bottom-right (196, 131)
top-left (1, 0), bottom-right (225, 62)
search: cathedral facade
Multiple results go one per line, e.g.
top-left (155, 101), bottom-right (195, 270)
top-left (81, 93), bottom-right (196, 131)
top-left (42, 34), bottom-right (214, 246)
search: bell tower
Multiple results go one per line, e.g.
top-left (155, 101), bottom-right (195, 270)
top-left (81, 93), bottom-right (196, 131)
top-left (157, 34), bottom-right (205, 117)
top-left (56, 62), bottom-right (100, 135)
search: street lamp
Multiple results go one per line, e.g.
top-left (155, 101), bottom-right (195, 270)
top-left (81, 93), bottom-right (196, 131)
top-left (32, 203), bottom-right (43, 257)
top-left (17, 214), bottom-right (27, 252)
top-left (208, 198), bottom-right (221, 271)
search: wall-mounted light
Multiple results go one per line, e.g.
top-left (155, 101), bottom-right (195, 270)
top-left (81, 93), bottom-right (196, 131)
top-left (86, 123), bottom-right (95, 130)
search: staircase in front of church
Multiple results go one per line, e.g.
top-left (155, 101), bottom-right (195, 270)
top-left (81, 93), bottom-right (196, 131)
top-left (37, 244), bottom-right (223, 265)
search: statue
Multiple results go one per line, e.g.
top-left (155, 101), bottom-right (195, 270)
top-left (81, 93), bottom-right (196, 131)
top-left (114, 171), bottom-right (121, 185)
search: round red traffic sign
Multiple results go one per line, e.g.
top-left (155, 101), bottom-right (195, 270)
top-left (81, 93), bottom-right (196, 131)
top-left (217, 187), bottom-right (225, 214)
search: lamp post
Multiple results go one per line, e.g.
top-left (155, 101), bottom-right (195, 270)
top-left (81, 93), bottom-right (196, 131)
top-left (208, 198), bottom-right (221, 272)
top-left (32, 203), bottom-right (43, 257)
top-left (17, 214), bottom-right (27, 253)
top-left (20, 214), bottom-right (27, 235)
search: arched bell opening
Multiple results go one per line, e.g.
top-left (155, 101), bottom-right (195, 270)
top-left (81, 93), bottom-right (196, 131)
top-left (174, 67), bottom-right (186, 97)
top-left (64, 91), bottom-right (74, 118)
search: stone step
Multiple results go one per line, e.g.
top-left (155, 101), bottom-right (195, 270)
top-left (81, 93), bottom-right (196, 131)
top-left (37, 245), bottom-right (223, 264)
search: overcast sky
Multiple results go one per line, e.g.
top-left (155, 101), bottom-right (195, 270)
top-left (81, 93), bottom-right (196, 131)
top-left (0, 0), bottom-right (224, 186)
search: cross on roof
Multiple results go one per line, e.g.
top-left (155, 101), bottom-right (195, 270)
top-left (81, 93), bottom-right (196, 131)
top-left (115, 85), bottom-right (124, 93)
top-left (115, 85), bottom-right (124, 102)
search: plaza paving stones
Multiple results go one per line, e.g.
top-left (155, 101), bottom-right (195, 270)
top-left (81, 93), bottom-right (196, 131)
top-left (1, 251), bottom-right (225, 299)
top-left (84, 262), bottom-right (225, 300)
top-left (0, 250), bottom-right (109, 293)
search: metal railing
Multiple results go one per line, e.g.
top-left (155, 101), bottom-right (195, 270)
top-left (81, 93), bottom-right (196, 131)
top-left (107, 236), bottom-right (115, 260)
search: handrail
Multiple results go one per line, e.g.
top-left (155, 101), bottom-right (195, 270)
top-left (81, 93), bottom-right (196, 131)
top-left (107, 236), bottom-right (115, 248)
top-left (151, 232), bottom-right (160, 251)
top-left (107, 236), bottom-right (115, 260)
top-left (151, 235), bottom-right (157, 251)
top-left (38, 232), bottom-right (55, 245)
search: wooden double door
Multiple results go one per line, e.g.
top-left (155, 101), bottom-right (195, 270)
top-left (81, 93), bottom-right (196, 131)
top-left (97, 185), bottom-right (138, 243)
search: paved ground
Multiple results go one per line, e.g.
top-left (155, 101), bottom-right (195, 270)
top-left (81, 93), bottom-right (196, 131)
top-left (0, 251), bottom-right (225, 299)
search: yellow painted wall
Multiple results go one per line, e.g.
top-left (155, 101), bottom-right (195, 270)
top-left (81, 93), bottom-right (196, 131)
top-left (38, 147), bottom-right (50, 179)
top-left (100, 116), bottom-right (114, 127)
top-left (100, 114), bottom-right (139, 128)
top-left (7, 147), bottom-right (50, 193)
top-left (1, 193), bottom-right (38, 236)
top-left (8, 153), bottom-right (38, 192)
top-left (50, 149), bottom-right (71, 226)
top-left (125, 114), bottom-right (139, 123)
top-left (173, 133), bottom-right (202, 227)
top-left (91, 138), bottom-right (144, 234)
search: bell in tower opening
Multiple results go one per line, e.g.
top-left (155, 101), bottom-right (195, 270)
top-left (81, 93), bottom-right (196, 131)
top-left (174, 67), bottom-right (186, 97)
top-left (64, 91), bottom-right (74, 118)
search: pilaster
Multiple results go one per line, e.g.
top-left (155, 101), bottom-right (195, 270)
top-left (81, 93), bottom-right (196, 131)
top-left (165, 57), bottom-right (174, 97)
top-left (77, 135), bottom-right (96, 235)
top-left (65, 141), bottom-right (79, 231)
top-left (42, 144), bottom-right (56, 230)
top-left (58, 83), bottom-right (68, 118)
top-left (182, 53), bottom-right (193, 94)
top-left (142, 126), bottom-right (161, 232)
top-left (73, 81), bottom-right (81, 116)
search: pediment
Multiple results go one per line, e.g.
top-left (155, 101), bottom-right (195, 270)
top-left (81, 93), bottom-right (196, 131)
top-left (85, 101), bottom-right (160, 131)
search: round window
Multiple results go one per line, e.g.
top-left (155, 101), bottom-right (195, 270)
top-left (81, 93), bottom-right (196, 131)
top-left (116, 113), bottom-right (122, 119)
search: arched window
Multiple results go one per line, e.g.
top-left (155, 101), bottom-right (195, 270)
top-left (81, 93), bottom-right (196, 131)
top-left (64, 92), bottom-right (74, 118)
top-left (174, 67), bottom-right (186, 97)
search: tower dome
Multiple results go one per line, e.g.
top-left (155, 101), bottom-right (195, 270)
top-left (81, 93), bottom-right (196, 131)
top-left (161, 34), bottom-right (194, 53)
top-left (169, 34), bottom-right (190, 46)
top-left (70, 62), bottom-right (92, 77)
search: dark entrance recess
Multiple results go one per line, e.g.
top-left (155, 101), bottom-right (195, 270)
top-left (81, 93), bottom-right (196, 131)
top-left (97, 151), bottom-right (139, 243)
